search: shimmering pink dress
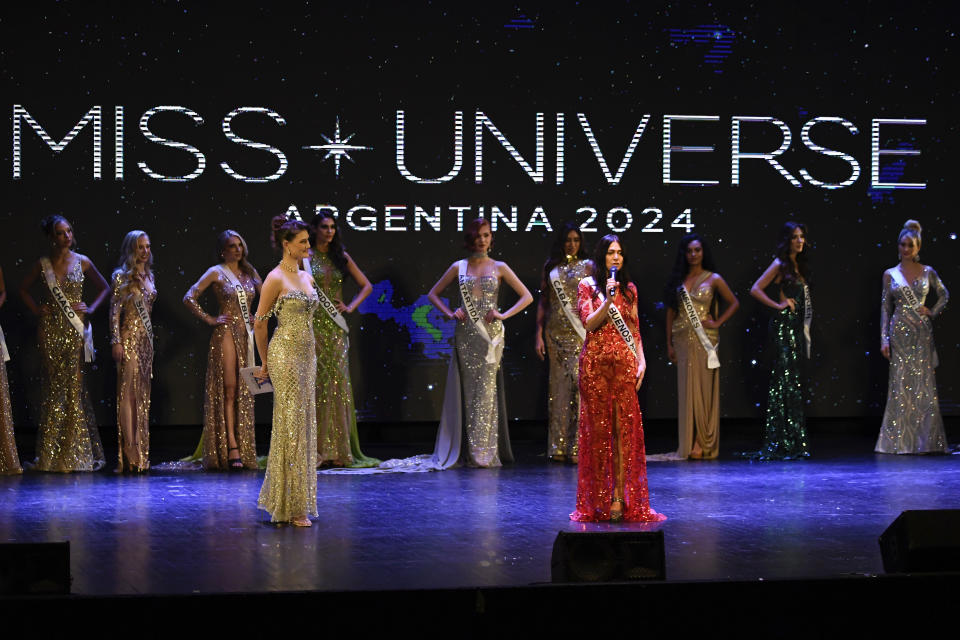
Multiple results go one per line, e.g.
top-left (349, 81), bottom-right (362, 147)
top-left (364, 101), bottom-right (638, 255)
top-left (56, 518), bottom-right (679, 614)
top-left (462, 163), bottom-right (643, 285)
top-left (571, 280), bottom-right (665, 523)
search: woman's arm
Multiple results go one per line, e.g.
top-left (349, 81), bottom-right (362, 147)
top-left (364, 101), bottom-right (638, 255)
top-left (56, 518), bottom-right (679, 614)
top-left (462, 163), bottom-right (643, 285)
top-left (109, 272), bottom-right (124, 362)
top-left (252, 272), bottom-right (282, 377)
top-left (925, 267), bottom-right (949, 317)
top-left (341, 252), bottom-right (373, 313)
top-left (80, 255), bottom-right (110, 316)
top-left (428, 262), bottom-right (462, 321)
top-left (580, 280), bottom-right (613, 332)
top-left (183, 267), bottom-right (224, 326)
top-left (665, 306), bottom-right (676, 362)
top-left (486, 262), bottom-right (533, 321)
top-left (750, 258), bottom-right (791, 311)
top-left (703, 274), bottom-right (740, 329)
top-left (880, 271), bottom-right (893, 360)
top-left (631, 289), bottom-right (646, 389)
top-left (534, 276), bottom-right (548, 360)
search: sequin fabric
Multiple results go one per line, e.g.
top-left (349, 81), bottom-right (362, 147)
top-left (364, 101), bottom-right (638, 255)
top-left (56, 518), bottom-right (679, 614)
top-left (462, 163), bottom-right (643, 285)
top-left (183, 269), bottom-right (258, 469)
top-left (34, 259), bottom-right (104, 472)
top-left (545, 259), bottom-right (588, 458)
top-left (258, 290), bottom-right (319, 522)
top-left (571, 281), bottom-right (665, 523)
top-left (310, 253), bottom-right (379, 468)
top-left (455, 273), bottom-right (507, 467)
top-left (0, 357), bottom-right (22, 474)
top-left (876, 266), bottom-right (949, 453)
top-left (758, 280), bottom-right (809, 460)
top-left (109, 272), bottom-right (156, 470)
top-left (671, 271), bottom-right (719, 459)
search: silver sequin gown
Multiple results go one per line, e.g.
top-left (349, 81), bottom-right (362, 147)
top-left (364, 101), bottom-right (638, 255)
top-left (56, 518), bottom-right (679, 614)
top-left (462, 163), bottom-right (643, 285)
top-left (876, 266), bottom-right (949, 454)
top-left (258, 291), bottom-right (319, 522)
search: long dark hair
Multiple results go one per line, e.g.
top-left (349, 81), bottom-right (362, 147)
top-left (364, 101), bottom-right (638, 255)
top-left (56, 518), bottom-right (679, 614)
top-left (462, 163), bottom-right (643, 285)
top-left (542, 221), bottom-right (588, 284)
top-left (591, 234), bottom-right (635, 305)
top-left (309, 211), bottom-right (349, 274)
top-left (663, 233), bottom-right (717, 311)
top-left (40, 214), bottom-right (77, 249)
top-left (775, 221), bottom-right (810, 285)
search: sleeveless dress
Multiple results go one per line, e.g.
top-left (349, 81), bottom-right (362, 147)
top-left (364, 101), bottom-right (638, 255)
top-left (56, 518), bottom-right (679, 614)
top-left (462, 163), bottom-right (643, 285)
top-left (544, 258), bottom-right (588, 458)
top-left (34, 259), bottom-right (104, 472)
top-left (758, 280), bottom-right (810, 460)
top-left (258, 290), bottom-right (319, 522)
top-left (0, 330), bottom-right (21, 474)
top-left (876, 266), bottom-right (949, 453)
top-left (571, 280), bottom-right (665, 522)
top-left (109, 272), bottom-right (156, 470)
top-left (310, 253), bottom-right (379, 468)
top-left (183, 269), bottom-right (259, 470)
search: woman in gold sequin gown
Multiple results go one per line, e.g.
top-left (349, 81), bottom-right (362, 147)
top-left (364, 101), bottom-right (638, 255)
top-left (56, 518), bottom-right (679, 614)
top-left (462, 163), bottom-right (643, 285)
top-left (254, 217), bottom-right (318, 526)
top-left (877, 220), bottom-right (949, 454)
top-left (307, 212), bottom-right (378, 468)
top-left (571, 235), bottom-right (665, 523)
top-left (110, 231), bottom-right (156, 473)
top-left (19, 215), bottom-right (109, 472)
top-left (183, 231), bottom-right (262, 470)
top-left (534, 222), bottom-right (590, 463)
top-left (0, 266), bottom-right (23, 475)
top-left (427, 218), bottom-right (533, 468)
top-left (657, 234), bottom-right (738, 460)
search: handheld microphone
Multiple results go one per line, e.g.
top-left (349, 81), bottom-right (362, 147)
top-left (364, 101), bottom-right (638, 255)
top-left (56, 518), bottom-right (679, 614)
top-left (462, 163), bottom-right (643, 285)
top-left (608, 266), bottom-right (618, 298)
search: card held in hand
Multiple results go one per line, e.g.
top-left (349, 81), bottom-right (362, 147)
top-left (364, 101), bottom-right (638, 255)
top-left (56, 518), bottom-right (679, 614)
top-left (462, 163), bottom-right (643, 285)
top-left (240, 366), bottom-right (273, 395)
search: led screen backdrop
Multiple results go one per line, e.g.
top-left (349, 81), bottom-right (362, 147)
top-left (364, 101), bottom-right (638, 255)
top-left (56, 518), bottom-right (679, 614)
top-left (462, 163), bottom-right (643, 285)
top-left (1, 3), bottom-right (956, 427)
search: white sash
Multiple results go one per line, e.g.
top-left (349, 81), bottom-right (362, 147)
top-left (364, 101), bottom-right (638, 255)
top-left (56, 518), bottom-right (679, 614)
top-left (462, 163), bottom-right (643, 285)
top-left (890, 267), bottom-right (927, 323)
top-left (132, 292), bottom-right (153, 343)
top-left (584, 276), bottom-right (642, 376)
top-left (458, 259), bottom-right (502, 365)
top-left (549, 265), bottom-right (586, 341)
top-left (302, 258), bottom-right (349, 334)
top-left (678, 283), bottom-right (720, 369)
top-left (801, 281), bottom-right (813, 359)
top-left (217, 265), bottom-right (255, 363)
top-left (40, 257), bottom-right (94, 362)
top-left (0, 325), bottom-right (9, 362)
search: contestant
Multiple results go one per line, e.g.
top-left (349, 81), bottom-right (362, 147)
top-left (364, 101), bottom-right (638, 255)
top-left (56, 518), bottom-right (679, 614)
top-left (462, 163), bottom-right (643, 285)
top-left (19, 215), bottom-right (108, 472)
top-left (426, 218), bottom-right (533, 468)
top-left (182, 231), bottom-right (262, 470)
top-left (306, 212), bottom-right (379, 468)
top-left (749, 222), bottom-right (811, 460)
top-left (534, 222), bottom-right (590, 463)
top-left (659, 234), bottom-right (738, 460)
top-left (109, 231), bottom-right (156, 473)
top-left (571, 235), bottom-right (666, 523)
top-left (254, 216), bottom-right (319, 526)
top-left (876, 220), bottom-right (949, 454)
top-left (0, 267), bottom-right (23, 475)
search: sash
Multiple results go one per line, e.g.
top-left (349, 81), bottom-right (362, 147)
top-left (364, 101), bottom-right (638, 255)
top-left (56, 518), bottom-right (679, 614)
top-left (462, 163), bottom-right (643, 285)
top-left (801, 281), bottom-right (813, 359)
top-left (549, 265), bottom-right (586, 341)
top-left (0, 325), bottom-right (9, 362)
top-left (458, 259), bottom-right (502, 365)
top-left (302, 257), bottom-right (349, 334)
top-left (585, 276), bottom-right (642, 376)
top-left (678, 283), bottom-right (720, 369)
top-left (217, 265), bottom-right (255, 363)
top-left (40, 257), bottom-right (94, 362)
top-left (132, 292), bottom-right (153, 343)
top-left (889, 267), bottom-right (927, 324)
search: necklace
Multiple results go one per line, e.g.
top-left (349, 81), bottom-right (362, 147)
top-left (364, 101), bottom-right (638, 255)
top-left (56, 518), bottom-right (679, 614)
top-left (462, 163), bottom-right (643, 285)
top-left (469, 251), bottom-right (488, 259)
top-left (279, 260), bottom-right (299, 273)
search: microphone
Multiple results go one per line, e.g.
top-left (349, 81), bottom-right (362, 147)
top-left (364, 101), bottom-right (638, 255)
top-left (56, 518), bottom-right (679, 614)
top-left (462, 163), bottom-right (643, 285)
top-left (608, 266), bottom-right (618, 298)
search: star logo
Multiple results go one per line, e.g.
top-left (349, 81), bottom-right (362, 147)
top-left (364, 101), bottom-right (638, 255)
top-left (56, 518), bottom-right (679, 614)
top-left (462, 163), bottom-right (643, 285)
top-left (302, 117), bottom-right (372, 178)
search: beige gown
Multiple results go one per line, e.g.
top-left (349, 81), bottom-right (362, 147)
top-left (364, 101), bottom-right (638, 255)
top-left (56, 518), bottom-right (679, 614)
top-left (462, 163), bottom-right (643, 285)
top-left (0, 347), bottom-right (22, 474)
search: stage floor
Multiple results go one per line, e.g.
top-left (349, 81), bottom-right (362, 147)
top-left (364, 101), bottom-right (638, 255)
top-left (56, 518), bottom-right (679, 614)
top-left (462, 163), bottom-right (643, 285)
top-left (1, 434), bottom-right (958, 595)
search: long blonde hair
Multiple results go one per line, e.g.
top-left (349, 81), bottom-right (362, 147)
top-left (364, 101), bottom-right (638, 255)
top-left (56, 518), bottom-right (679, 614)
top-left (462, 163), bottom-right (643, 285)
top-left (113, 230), bottom-right (153, 303)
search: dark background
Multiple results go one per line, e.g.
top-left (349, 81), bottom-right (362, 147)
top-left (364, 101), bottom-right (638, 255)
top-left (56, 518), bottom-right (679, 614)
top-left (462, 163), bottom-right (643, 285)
top-left (1, 2), bottom-right (956, 429)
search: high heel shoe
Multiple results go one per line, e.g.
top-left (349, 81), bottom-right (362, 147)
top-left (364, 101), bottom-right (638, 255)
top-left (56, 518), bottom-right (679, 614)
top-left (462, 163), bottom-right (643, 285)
top-left (610, 498), bottom-right (625, 523)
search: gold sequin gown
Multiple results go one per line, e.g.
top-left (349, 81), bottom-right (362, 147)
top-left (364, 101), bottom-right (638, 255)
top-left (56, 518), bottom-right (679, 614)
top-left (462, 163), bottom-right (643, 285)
top-left (184, 269), bottom-right (258, 469)
top-left (545, 259), bottom-right (588, 458)
top-left (670, 272), bottom-right (720, 459)
top-left (876, 266), bottom-right (949, 454)
top-left (0, 344), bottom-right (22, 474)
top-left (258, 290), bottom-right (319, 522)
top-left (310, 253), bottom-right (379, 468)
top-left (109, 272), bottom-right (156, 470)
top-left (35, 260), bottom-right (104, 472)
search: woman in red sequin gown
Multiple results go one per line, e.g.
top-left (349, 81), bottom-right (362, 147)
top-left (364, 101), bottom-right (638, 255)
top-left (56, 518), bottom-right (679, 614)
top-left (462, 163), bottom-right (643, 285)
top-left (571, 235), bottom-right (666, 523)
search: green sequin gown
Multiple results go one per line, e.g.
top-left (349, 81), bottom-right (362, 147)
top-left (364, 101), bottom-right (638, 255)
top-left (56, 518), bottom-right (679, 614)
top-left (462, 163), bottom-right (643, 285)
top-left (310, 253), bottom-right (379, 468)
top-left (759, 280), bottom-right (810, 460)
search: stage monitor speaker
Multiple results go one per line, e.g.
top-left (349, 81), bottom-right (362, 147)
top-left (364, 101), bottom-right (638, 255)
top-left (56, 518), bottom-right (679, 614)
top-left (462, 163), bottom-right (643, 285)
top-left (0, 541), bottom-right (70, 595)
top-left (879, 510), bottom-right (960, 573)
top-left (551, 530), bottom-right (665, 582)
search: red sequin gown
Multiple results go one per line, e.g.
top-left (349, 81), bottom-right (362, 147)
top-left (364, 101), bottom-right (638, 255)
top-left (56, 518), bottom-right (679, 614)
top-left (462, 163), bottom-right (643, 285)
top-left (570, 280), bottom-right (666, 523)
